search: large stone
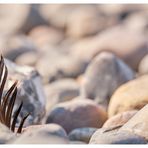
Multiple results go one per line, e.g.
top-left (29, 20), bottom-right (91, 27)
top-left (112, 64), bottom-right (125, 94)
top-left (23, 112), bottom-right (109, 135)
top-left (81, 52), bottom-right (134, 108)
top-left (69, 127), bottom-right (97, 143)
top-left (5, 59), bottom-right (46, 126)
top-left (89, 126), bottom-right (147, 144)
top-left (103, 110), bottom-right (137, 128)
top-left (46, 98), bottom-right (107, 133)
top-left (108, 75), bottom-right (148, 117)
top-left (44, 79), bottom-right (80, 111)
top-left (120, 104), bottom-right (148, 140)
top-left (70, 25), bottom-right (148, 70)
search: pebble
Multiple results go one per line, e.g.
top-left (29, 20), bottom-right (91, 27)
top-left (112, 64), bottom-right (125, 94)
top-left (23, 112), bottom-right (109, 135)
top-left (81, 51), bottom-right (134, 108)
top-left (108, 75), bottom-right (148, 117)
top-left (68, 127), bottom-right (97, 143)
top-left (44, 78), bottom-right (80, 111)
top-left (46, 98), bottom-right (107, 133)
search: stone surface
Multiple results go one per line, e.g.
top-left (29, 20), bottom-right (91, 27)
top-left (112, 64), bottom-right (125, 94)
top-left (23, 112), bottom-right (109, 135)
top-left (22, 123), bottom-right (68, 139)
top-left (120, 104), bottom-right (148, 140)
top-left (70, 25), bottom-right (148, 70)
top-left (139, 54), bottom-right (148, 75)
top-left (5, 59), bottom-right (46, 126)
top-left (69, 127), bottom-right (97, 143)
top-left (0, 123), bottom-right (16, 144)
top-left (81, 52), bottom-right (135, 108)
top-left (89, 126), bottom-right (147, 144)
top-left (10, 123), bottom-right (69, 144)
top-left (103, 110), bottom-right (137, 128)
top-left (46, 98), bottom-right (107, 133)
top-left (108, 75), bottom-right (148, 117)
top-left (10, 133), bottom-right (69, 144)
top-left (44, 79), bottom-right (80, 111)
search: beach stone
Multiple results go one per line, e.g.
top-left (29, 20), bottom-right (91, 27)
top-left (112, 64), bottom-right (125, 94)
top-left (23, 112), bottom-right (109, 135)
top-left (139, 54), bottom-right (148, 75)
top-left (69, 127), bottom-right (97, 143)
top-left (57, 55), bottom-right (88, 78)
top-left (15, 51), bottom-right (38, 67)
top-left (46, 98), bottom-right (107, 133)
top-left (40, 4), bottom-right (76, 29)
top-left (70, 25), bottom-right (148, 70)
top-left (66, 6), bottom-right (106, 39)
top-left (22, 123), bottom-right (68, 139)
top-left (108, 75), bottom-right (148, 117)
top-left (10, 132), bottom-right (69, 144)
top-left (120, 104), bottom-right (148, 140)
top-left (44, 79), bottom-right (80, 111)
top-left (89, 126), bottom-right (147, 144)
top-left (29, 25), bottom-right (64, 48)
top-left (81, 52), bottom-right (134, 108)
top-left (5, 59), bottom-right (46, 126)
top-left (103, 110), bottom-right (137, 128)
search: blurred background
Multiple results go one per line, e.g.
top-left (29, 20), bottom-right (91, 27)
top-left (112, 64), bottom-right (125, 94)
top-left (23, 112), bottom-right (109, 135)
top-left (0, 4), bottom-right (148, 127)
top-left (0, 4), bottom-right (148, 83)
